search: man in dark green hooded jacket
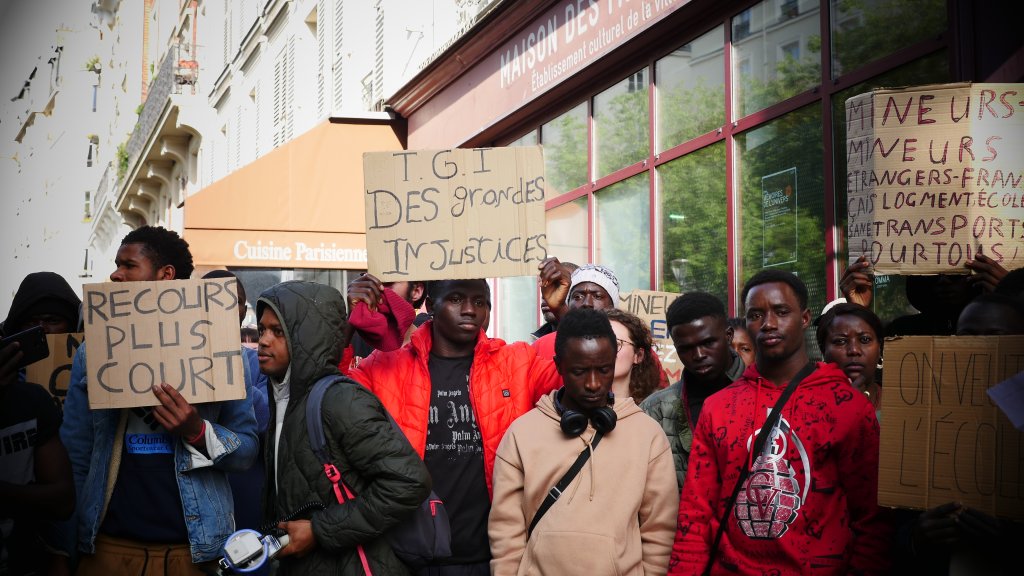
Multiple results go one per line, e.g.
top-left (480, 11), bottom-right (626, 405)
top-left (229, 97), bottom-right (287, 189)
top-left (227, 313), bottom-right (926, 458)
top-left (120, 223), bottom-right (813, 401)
top-left (256, 280), bottom-right (431, 575)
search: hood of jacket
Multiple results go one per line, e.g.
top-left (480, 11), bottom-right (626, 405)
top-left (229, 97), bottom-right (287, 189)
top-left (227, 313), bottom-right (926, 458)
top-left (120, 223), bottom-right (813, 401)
top-left (3, 272), bottom-right (81, 335)
top-left (256, 280), bottom-right (347, 394)
top-left (738, 360), bottom-right (846, 391)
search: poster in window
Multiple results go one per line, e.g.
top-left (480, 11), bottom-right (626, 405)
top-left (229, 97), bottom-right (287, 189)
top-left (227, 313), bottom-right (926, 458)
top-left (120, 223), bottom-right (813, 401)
top-left (761, 167), bottom-right (798, 267)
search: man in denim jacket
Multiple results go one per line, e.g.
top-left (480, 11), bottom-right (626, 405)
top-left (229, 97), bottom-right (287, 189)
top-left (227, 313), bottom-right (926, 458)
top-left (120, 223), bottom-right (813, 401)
top-left (60, 227), bottom-right (258, 575)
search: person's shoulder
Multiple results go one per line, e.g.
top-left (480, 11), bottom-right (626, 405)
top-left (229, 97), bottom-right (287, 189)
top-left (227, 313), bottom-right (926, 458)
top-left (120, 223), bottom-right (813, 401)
top-left (640, 381), bottom-right (681, 411)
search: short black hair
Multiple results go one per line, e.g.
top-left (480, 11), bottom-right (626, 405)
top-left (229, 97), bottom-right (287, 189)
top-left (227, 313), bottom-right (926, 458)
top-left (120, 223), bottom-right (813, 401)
top-left (815, 303), bottom-right (884, 356)
top-left (727, 317), bottom-right (748, 331)
top-left (426, 279), bottom-right (491, 305)
top-left (742, 269), bottom-right (808, 310)
top-left (959, 293), bottom-right (1024, 332)
top-left (554, 307), bottom-right (616, 361)
top-left (121, 226), bottom-right (194, 280)
top-left (665, 291), bottom-right (727, 331)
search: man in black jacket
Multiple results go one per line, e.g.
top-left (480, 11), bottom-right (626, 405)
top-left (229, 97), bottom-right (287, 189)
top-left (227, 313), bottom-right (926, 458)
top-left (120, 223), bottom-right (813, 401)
top-left (256, 280), bottom-right (431, 575)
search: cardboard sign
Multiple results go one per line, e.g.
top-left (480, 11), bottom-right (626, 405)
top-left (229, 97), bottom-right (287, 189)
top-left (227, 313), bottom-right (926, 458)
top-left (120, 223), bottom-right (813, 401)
top-left (618, 290), bottom-right (682, 383)
top-left (879, 336), bottom-right (1024, 519)
top-left (82, 278), bottom-right (246, 409)
top-left (24, 333), bottom-right (83, 406)
top-left (846, 83), bottom-right (1024, 274)
top-left (363, 147), bottom-right (548, 281)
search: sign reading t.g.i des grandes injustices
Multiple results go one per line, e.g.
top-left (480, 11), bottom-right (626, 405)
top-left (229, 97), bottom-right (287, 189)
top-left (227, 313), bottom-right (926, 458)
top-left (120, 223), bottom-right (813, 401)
top-left (846, 83), bottom-right (1024, 274)
top-left (363, 147), bottom-right (547, 281)
top-left (879, 336), bottom-right (1024, 520)
top-left (82, 277), bottom-right (246, 409)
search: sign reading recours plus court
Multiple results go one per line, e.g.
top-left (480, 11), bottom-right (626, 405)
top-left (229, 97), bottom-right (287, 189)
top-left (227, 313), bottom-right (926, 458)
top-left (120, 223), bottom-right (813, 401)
top-left (363, 147), bottom-right (548, 281)
top-left (82, 277), bottom-right (246, 409)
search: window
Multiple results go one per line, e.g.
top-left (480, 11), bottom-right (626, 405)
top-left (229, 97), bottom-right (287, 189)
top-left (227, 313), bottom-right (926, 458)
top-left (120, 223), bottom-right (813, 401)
top-left (779, 0), bottom-right (799, 21)
top-left (272, 37), bottom-right (295, 147)
top-left (830, 0), bottom-right (947, 77)
top-left (733, 10), bottom-right (751, 41)
top-left (781, 40), bottom-right (800, 61)
top-left (83, 190), bottom-right (92, 221)
top-left (594, 70), bottom-right (649, 178)
top-left (732, 0), bottom-right (820, 118)
top-left (656, 25), bottom-right (725, 151)
top-left (595, 172), bottom-right (650, 294)
top-left (546, 196), bottom-right (588, 265)
top-left (91, 85), bottom-right (98, 112)
top-left (542, 103), bottom-right (588, 197)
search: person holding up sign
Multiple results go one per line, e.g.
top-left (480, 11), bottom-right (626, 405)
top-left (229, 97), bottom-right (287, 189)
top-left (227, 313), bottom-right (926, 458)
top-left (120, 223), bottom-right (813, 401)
top-left (59, 227), bottom-right (258, 575)
top-left (1, 272), bottom-right (78, 576)
top-left (669, 270), bottom-right (890, 575)
top-left (348, 277), bottom-right (562, 575)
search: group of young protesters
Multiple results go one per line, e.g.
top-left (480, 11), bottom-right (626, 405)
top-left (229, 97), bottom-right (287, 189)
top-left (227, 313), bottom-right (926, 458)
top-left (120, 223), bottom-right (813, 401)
top-left (2, 225), bottom-right (1022, 576)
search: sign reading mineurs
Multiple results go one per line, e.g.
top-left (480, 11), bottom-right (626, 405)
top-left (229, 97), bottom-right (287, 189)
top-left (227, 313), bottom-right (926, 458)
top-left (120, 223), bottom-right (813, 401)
top-left (82, 277), bottom-right (246, 409)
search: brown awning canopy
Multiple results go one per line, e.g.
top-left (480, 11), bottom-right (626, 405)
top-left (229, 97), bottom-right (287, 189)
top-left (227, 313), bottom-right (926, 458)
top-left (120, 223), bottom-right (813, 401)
top-left (184, 119), bottom-right (403, 269)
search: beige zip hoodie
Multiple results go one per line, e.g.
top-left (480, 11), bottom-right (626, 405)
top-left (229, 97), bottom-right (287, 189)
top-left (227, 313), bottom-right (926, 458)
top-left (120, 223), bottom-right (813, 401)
top-left (489, 389), bottom-right (679, 576)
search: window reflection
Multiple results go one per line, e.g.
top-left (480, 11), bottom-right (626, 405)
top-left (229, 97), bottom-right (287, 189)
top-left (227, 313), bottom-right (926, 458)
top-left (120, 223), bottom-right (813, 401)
top-left (594, 70), bottom-right (649, 177)
top-left (732, 0), bottom-right (821, 118)
top-left (659, 143), bottom-right (727, 302)
top-left (542, 103), bottom-right (588, 197)
top-left (497, 276), bottom-right (539, 344)
top-left (656, 25), bottom-right (725, 151)
top-left (830, 0), bottom-right (947, 78)
top-left (595, 172), bottom-right (650, 293)
top-left (546, 196), bottom-right (589, 266)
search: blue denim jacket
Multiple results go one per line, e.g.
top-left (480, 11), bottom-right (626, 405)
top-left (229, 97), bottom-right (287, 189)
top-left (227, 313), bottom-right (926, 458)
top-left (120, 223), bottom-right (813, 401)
top-left (60, 343), bottom-right (258, 562)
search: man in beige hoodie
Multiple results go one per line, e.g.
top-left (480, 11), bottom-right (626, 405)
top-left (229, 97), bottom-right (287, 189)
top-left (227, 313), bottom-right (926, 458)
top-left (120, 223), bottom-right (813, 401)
top-left (488, 308), bottom-right (678, 576)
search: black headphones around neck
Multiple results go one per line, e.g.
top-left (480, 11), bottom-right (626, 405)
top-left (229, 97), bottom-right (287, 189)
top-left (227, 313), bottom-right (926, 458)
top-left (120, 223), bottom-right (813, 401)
top-left (554, 388), bottom-right (617, 437)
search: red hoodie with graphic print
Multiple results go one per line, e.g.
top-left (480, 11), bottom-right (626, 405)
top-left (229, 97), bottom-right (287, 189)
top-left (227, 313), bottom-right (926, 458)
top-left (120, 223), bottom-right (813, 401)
top-left (668, 362), bottom-right (890, 575)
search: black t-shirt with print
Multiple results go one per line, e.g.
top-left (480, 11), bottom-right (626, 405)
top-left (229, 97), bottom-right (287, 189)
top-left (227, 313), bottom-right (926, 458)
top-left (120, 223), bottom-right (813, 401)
top-left (1, 381), bottom-right (60, 575)
top-left (424, 353), bottom-right (490, 564)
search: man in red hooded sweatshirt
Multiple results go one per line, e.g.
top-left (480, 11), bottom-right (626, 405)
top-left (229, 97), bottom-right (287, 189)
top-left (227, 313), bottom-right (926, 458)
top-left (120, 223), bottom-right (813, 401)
top-left (669, 269), bottom-right (889, 575)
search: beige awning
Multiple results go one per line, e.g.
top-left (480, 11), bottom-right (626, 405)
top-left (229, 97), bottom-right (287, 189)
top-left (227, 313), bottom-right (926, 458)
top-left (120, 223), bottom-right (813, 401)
top-left (184, 119), bottom-right (403, 268)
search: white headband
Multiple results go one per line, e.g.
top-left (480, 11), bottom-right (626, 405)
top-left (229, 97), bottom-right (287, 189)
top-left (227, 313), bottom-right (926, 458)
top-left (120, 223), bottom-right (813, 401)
top-left (569, 265), bottom-right (620, 305)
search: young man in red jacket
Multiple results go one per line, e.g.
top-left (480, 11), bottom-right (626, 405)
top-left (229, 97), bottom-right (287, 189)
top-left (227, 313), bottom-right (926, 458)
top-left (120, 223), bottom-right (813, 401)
top-left (669, 269), bottom-right (889, 575)
top-left (348, 278), bottom-right (561, 575)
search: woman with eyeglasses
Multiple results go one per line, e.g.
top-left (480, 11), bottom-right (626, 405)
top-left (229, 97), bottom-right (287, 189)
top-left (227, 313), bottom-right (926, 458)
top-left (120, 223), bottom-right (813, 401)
top-left (604, 308), bottom-right (661, 405)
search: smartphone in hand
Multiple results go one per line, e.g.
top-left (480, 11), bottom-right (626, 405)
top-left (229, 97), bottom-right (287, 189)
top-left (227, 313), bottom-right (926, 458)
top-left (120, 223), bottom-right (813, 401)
top-left (0, 325), bottom-right (50, 368)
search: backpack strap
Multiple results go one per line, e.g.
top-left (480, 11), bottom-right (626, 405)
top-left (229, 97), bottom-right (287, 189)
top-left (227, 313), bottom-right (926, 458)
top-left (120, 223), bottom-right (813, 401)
top-left (305, 374), bottom-right (374, 576)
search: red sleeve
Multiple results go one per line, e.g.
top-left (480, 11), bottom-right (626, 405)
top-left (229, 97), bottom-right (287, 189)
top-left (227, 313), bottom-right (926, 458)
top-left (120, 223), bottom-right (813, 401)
top-left (842, 404), bottom-right (891, 575)
top-left (337, 344), bottom-right (355, 376)
top-left (528, 347), bottom-right (562, 402)
top-left (668, 406), bottom-right (718, 575)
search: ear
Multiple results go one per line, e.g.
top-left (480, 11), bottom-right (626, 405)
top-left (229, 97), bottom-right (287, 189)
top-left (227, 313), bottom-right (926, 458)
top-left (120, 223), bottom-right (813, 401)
top-left (410, 282), bottom-right (426, 304)
top-left (632, 346), bottom-right (644, 365)
top-left (725, 325), bottom-right (735, 342)
top-left (800, 308), bottom-right (811, 329)
top-left (158, 264), bottom-right (176, 281)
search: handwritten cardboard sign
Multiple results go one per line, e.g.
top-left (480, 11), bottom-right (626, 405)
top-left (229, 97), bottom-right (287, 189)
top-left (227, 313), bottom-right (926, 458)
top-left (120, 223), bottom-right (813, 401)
top-left (24, 333), bottom-right (83, 406)
top-left (82, 278), bottom-right (246, 409)
top-left (363, 147), bottom-right (548, 281)
top-left (879, 335), bottom-right (1024, 519)
top-left (846, 83), bottom-right (1024, 274)
top-left (618, 290), bottom-right (682, 383)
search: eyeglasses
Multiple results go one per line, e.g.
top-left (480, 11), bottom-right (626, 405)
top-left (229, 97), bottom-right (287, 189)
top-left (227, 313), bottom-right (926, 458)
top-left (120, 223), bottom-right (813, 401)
top-left (616, 338), bottom-right (634, 352)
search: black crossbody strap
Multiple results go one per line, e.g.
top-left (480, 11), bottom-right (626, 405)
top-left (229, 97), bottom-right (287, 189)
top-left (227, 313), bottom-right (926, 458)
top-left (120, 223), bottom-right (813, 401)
top-left (527, 431), bottom-right (604, 537)
top-left (703, 362), bottom-right (816, 576)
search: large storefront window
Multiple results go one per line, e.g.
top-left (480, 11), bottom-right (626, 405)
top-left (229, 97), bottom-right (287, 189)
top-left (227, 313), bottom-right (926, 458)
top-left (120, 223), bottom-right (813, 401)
top-left (737, 105), bottom-right (826, 316)
top-left (659, 142), bottom-right (728, 302)
top-left (732, 0), bottom-right (821, 118)
top-left (656, 26), bottom-right (725, 150)
top-left (595, 173), bottom-right (650, 294)
top-left (496, 276), bottom-right (538, 344)
top-left (594, 70), bottom-right (649, 178)
top-left (542, 104), bottom-right (587, 197)
top-left (830, 0), bottom-right (947, 77)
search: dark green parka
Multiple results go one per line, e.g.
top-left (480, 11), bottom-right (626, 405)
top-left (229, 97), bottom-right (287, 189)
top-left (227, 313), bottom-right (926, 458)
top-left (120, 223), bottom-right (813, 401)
top-left (257, 280), bottom-right (431, 575)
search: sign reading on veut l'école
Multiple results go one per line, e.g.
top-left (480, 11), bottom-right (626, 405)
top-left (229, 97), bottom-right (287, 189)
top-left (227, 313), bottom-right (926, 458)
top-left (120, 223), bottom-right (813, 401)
top-left (846, 83), bottom-right (1024, 274)
top-left (25, 333), bottom-right (83, 406)
top-left (82, 277), bottom-right (246, 409)
top-left (879, 335), bottom-right (1024, 520)
top-left (363, 147), bottom-right (548, 281)
top-left (618, 290), bottom-right (682, 383)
